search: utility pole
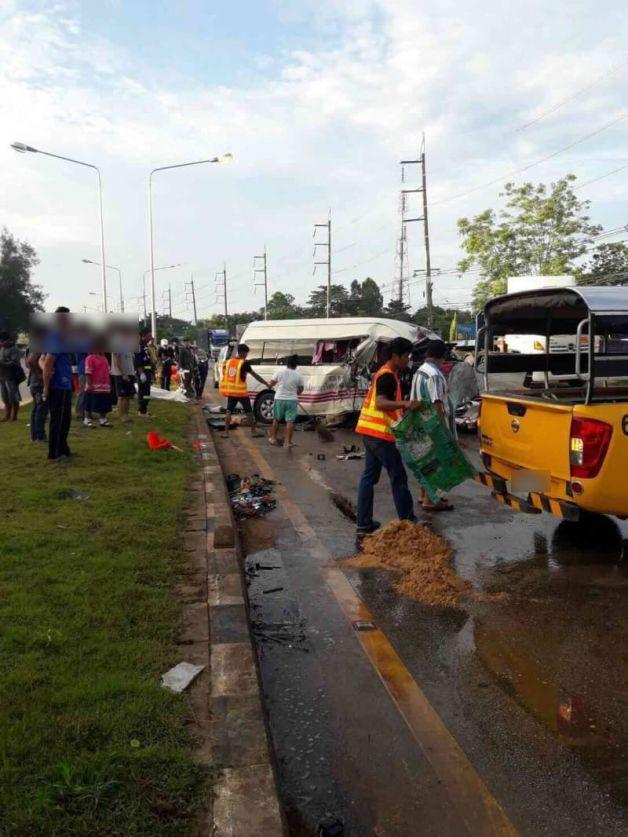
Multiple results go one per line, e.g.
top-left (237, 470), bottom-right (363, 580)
top-left (420, 134), bottom-right (433, 326)
top-left (161, 287), bottom-right (172, 319)
top-left (313, 210), bottom-right (332, 318)
top-left (215, 265), bottom-right (228, 330)
top-left (253, 248), bottom-right (268, 319)
top-left (400, 133), bottom-right (436, 328)
top-left (185, 274), bottom-right (198, 325)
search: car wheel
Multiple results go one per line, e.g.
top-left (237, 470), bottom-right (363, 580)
top-left (254, 391), bottom-right (275, 424)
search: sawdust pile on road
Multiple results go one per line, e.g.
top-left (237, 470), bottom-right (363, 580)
top-left (343, 520), bottom-right (470, 608)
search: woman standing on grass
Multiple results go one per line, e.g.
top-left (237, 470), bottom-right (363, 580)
top-left (84, 343), bottom-right (113, 427)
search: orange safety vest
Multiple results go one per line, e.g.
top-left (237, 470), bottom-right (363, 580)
top-left (220, 357), bottom-right (248, 398)
top-left (356, 363), bottom-right (402, 442)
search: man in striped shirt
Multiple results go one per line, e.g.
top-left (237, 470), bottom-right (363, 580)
top-left (411, 339), bottom-right (455, 512)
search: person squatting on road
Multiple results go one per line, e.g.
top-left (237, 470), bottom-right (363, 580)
top-left (355, 337), bottom-right (420, 537)
top-left (411, 339), bottom-right (456, 512)
top-left (268, 354), bottom-right (304, 448)
top-left (0, 331), bottom-right (23, 423)
top-left (219, 343), bottom-right (271, 439)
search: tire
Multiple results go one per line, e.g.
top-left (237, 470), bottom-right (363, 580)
top-left (254, 391), bottom-right (275, 425)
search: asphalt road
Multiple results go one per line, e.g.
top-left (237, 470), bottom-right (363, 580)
top-left (211, 406), bottom-right (628, 836)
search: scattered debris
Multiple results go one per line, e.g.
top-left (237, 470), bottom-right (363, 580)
top-left (342, 519), bottom-right (471, 608)
top-left (251, 617), bottom-right (308, 650)
top-left (161, 661), bottom-right (205, 693)
top-left (352, 620), bottom-right (376, 631)
top-left (69, 489), bottom-right (90, 501)
top-left (331, 493), bottom-right (356, 522)
top-left (342, 444), bottom-right (360, 454)
top-left (336, 451), bottom-right (364, 461)
top-left (202, 404), bottom-right (225, 414)
top-left (316, 453), bottom-right (326, 461)
top-left (228, 473), bottom-right (277, 519)
top-left (263, 586), bottom-right (284, 594)
top-left (146, 431), bottom-right (182, 452)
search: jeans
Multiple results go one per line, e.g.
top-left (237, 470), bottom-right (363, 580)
top-left (356, 436), bottom-right (415, 529)
top-left (30, 386), bottom-right (48, 440)
top-left (137, 371), bottom-right (152, 414)
top-left (48, 388), bottom-right (72, 460)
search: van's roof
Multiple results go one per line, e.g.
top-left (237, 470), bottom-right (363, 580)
top-left (241, 317), bottom-right (430, 342)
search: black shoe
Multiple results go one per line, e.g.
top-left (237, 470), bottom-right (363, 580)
top-left (356, 520), bottom-right (381, 535)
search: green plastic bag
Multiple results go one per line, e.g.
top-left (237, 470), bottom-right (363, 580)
top-left (392, 402), bottom-right (475, 503)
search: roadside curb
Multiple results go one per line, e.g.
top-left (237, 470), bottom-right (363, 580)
top-left (195, 409), bottom-right (284, 837)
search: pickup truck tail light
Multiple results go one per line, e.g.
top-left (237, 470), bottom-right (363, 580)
top-left (570, 417), bottom-right (612, 479)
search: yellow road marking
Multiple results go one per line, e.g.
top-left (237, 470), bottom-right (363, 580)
top-left (234, 432), bottom-right (518, 837)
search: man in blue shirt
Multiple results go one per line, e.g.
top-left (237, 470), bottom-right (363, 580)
top-left (42, 307), bottom-right (74, 461)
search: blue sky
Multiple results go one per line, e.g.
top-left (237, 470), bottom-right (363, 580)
top-left (1, 0), bottom-right (627, 320)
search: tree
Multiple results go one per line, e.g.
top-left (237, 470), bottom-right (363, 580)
top-left (457, 176), bottom-right (602, 308)
top-left (306, 284), bottom-right (350, 317)
top-left (0, 228), bottom-right (44, 332)
top-left (576, 241), bottom-right (628, 286)
top-left (348, 277), bottom-right (384, 315)
top-left (383, 298), bottom-right (413, 322)
top-left (414, 305), bottom-right (474, 337)
top-left (266, 291), bottom-right (302, 320)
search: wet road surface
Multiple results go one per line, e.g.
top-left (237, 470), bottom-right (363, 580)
top-left (212, 414), bottom-right (628, 836)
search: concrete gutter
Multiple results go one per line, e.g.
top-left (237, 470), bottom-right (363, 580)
top-left (194, 409), bottom-right (283, 836)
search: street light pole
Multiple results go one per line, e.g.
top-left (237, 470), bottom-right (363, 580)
top-left (82, 259), bottom-right (123, 311)
top-left (147, 153), bottom-right (233, 339)
top-left (11, 142), bottom-right (108, 311)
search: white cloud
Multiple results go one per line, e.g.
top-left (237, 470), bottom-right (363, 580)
top-left (0, 0), bottom-right (626, 317)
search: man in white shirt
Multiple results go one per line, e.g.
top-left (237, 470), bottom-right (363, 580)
top-left (268, 355), bottom-right (304, 448)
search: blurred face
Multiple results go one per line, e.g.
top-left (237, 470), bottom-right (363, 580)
top-left (391, 351), bottom-right (410, 370)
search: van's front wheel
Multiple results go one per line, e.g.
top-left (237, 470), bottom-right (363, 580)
top-left (254, 391), bottom-right (275, 425)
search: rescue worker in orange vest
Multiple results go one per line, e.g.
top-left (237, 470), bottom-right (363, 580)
top-left (355, 337), bottom-right (420, 537)
top-left (219, 343), bottom-right (271, 439)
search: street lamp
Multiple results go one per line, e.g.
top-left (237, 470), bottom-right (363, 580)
top-left (142, 263), bottom-right (181, 320)
top-left (148, 153), bottom-right (233, 338)
top-left (11, 141), bottom-right (108, 311)
top-left (82, 259), bottom-right (124, 312)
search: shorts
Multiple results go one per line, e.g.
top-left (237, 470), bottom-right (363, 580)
top-left (0, 378), bottom-right (21, 406)
top-left (85, 392), bottom-right (112, 414)
top-left (226, 396), bottom-right (252, 414)
top-left (273, 399), bottom-right (298, 423)
top-left (113, 375), bottom-right (136, 398)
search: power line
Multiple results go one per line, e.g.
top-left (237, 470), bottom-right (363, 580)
top-left (431, 110), bottom-right (628, 208)
top-left (512, 58), bottom-right (628, 134)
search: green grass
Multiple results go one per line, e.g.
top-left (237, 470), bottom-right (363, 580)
top-left (0, 402), bottom-right (208, 835)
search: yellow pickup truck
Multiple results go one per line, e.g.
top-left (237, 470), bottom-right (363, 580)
top-left (476, 286), bottom-right (628, 520)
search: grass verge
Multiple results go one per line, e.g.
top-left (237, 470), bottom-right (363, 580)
top-left (0, 401), bottom-right (208, 835)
